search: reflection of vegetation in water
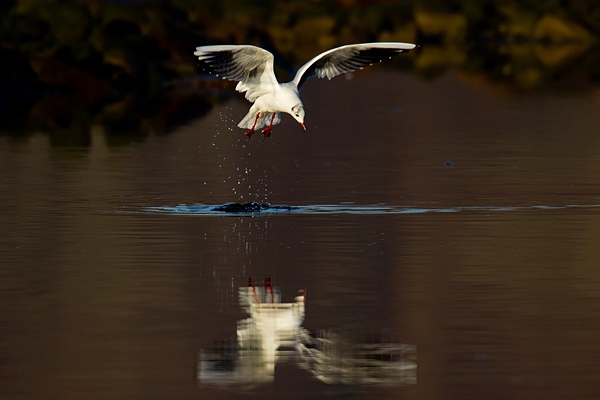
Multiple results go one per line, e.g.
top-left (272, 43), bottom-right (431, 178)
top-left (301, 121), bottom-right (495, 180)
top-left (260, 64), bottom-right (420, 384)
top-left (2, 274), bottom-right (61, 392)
top-left (414, 2), bottom-right (599, 87)
top-left (1, 0), bottom-right (599, 144)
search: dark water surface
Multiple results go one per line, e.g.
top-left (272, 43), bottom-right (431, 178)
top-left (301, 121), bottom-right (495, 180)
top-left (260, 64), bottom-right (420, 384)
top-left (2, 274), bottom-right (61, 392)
top-left (2, 71), bottom-right (600, 399)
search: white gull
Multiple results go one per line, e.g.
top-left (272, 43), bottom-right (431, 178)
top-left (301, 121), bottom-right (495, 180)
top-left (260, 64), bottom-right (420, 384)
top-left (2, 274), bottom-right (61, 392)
top-left (194, 42), bottom-right (418, 138)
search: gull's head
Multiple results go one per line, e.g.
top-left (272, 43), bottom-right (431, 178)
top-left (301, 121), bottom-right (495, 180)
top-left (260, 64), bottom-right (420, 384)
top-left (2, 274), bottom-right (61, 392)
top-left (290, 104), bottom-right (306, 131)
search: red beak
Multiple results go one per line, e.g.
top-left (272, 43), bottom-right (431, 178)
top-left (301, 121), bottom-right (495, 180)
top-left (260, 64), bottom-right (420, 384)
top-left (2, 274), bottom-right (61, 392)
top-left (299, 122), bottom-right (306, 132)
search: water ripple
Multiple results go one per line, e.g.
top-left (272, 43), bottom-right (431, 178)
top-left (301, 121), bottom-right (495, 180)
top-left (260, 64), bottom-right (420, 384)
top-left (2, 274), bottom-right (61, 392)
top-left (138, 202), bottom-right (600, 216)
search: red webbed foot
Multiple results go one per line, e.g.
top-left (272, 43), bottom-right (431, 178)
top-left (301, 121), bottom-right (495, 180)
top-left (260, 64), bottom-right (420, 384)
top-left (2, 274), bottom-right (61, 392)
top-left (261, 113), bottom-right (276, 139)
top-left (245, 112), bottom-right (260, 139)
top-left (261, 127), bottom-right (272, 139)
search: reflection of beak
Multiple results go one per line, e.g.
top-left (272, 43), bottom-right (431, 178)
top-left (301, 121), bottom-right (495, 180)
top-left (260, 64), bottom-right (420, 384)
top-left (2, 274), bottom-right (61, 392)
top-left (299, 123), bottom-right (306, 132)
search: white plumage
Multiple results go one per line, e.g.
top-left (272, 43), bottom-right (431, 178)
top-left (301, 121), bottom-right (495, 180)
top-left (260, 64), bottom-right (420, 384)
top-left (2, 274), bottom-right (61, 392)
top-left (194, 42), bottom-right (417, 138)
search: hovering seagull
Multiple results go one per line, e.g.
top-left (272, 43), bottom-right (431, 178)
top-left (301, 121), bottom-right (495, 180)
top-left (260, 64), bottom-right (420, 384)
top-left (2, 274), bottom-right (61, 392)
top-left (194, 42), bottom-right (418, 138)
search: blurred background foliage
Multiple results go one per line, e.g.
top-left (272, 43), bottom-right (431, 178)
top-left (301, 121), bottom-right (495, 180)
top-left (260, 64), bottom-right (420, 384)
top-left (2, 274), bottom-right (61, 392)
top-left (1, 0), bottom-right (599, 143)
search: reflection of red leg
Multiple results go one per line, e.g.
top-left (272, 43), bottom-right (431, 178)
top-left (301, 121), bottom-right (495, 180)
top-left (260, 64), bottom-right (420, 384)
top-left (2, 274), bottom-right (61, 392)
top-left (246, 112), bottom-right (260, 138)
top-left (248, 278), bottom-right (259, 304)
top-left (261, 113), bottom-right (276, 139)
top-left (264, 277), bottom-right (274, 303)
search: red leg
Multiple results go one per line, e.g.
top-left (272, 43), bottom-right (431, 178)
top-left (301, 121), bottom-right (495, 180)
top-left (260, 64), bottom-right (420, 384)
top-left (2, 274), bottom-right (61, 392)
top-left (261, 113), bottom-right (276, 139)
top-left (245, 112), bottom-right (260, 138)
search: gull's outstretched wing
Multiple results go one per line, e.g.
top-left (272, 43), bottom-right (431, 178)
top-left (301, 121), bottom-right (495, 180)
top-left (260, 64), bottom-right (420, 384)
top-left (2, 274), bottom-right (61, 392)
top-left (292, 42), bottom-right (417, 91)
top-left (194, 45), bottom-right (279, 102)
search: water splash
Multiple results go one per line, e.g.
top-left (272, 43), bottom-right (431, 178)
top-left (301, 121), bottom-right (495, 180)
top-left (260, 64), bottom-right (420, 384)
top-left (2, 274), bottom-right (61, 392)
top-left (202, 104), bottom-right (279, 203)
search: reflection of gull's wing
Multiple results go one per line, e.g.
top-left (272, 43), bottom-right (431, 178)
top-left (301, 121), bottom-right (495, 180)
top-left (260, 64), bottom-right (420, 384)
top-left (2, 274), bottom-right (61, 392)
top-left (194, 45), bottom-right (279, 101)
top-left (292, 42), bottom-right (417, 90)
top-left (297, 330), bottom-right (417, 385)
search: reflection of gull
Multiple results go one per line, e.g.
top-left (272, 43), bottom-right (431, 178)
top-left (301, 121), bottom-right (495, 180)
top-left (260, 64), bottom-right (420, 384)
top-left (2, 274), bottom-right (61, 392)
top-left (237, 278), bottom-right (306, 376)
top-left (194, 42), bottom-right (417, 138)
top-left (198, 278), bottom-right (305, 386)
top-left (198, 279), bottom-right (417, 389)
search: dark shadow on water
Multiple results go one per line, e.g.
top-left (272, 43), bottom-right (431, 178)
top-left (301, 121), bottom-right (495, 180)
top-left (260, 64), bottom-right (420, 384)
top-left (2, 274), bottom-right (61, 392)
top-left (210, 201), bottom-right (297, 213)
